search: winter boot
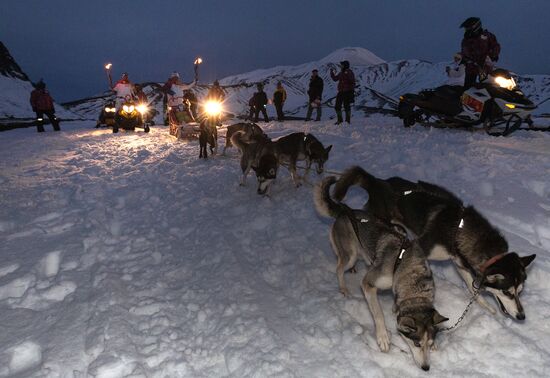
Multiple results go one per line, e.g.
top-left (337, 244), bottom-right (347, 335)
top-left (37, 125), bottom-right (45, 133)
top-left (345, 111), bottom-right (351, 124)
top-left (53, 120), bottom-right (61, 131)
top-left (335, 110), bottom-right (343, 125)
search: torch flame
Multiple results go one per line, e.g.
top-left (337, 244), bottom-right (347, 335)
top-left (194, 57), bottom-right (203, 65)
top-left (105, 63), bottom-right (112, 70)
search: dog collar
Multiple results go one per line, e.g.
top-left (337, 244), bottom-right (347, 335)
top-left (479, 253), bottom-right (507, 274)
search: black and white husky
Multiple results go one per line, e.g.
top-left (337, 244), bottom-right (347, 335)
top-left (315, 176), bottom-right (448, 371)
top-left (333, 166), bottom-right (537, 320)
top-left (230, 131), bottom-right (277, 195)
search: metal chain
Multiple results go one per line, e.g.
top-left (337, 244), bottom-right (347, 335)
top-left (440, 288), bottom-right (480, 332)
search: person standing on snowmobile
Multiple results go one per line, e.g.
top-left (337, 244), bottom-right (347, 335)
top-left (112, 72), bottom-right (135, 109)
top-left (330, 60), bottom-right (355, 124)
top-left (305, 69), bottom-right (324, 121)
top-left (30, 80), bottom-right (60, 132)
top-left (460, 17), bottom-right (500, 88)
top-left (272, 81), bottom-right (287, 121)
top-left (252, 83), bottom-right (269, 122)
top-left (446, 53), bottom-right (466, 86)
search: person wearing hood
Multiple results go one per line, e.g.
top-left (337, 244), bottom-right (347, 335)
top-left (163, 71), bottom-right (197, 122)
top-left (272, 81), bottom-right (287, 121)
top-left (460, 17), bottom-right (500, 88)
top-left (330, 60), bottom-right (355, 124)
top-left (30, 80), bottom-right (60, 132)
top-left (446, 52), bottom-right (466, 86)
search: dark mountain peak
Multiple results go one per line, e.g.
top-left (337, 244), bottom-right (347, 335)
top-left (0, 41), bottom-right (30, 81)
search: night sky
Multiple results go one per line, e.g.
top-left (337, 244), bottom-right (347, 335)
top-left (2, 0), bottom-right (549, 101)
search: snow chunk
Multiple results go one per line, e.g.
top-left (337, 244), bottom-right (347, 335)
top-left (0, 263), bottom-right (19, 278)
top-left (39, 250), bottom-right (62, 278)
top-left (8, 341), bottom-right (42, 375)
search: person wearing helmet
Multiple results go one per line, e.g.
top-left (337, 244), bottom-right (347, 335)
top-left (30, 80), bottom-right (60, 132)
top-left (330, 60), bottom-right (355, 124)
top-left (252, 83), bottom-right (269, 122)
top-left (446, 53), bottom-right (466, 86)
top-left (112, 72), bottom-right (135, 109)
top-left (206, 80), bottom-right (225, 102)
top-left (460, 17), bottom-right (500, 88)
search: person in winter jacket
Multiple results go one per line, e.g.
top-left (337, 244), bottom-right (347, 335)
top-left (163, 72), bottom-right (197, 123)
top-left (30, 80), bottom-right (60, 132)
top-left (330, 60), bottom-right (355, 124)
top-left (272, 81), bottom-right (287, 121)
top-left (305, 69), bottom-right (323, 121)
top-left (460, 17), bottom-right (500, 88)
top-left (446, 53), bottom-right (466, 86)
top-left (252, 83), bottom-right (269, 122)
top-left (112, 72), bottom-right (135, 108)
top-left (206, 80), bottom-right (225, 102)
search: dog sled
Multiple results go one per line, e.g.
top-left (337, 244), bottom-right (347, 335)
top-left (168, 100), bottom-right (200, 139)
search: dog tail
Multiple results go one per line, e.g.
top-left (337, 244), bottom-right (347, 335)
top-left (230, 130), bottom-right (247, 151)
top-left (314, 176), bottom-right (351, 218)
top-left (332, 166), bottom-right (377, 201)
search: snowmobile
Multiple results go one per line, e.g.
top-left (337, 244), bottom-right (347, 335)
top-left (95, 101), bottom-right (117, 128)
top-left (114, 96), bottom-right (150, 133)
top-left (168, 97), bottom-right (200, 139)
top-left (398, 68), bottom-right (537, 136)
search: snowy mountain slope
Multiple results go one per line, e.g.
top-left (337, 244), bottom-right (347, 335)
top-left (0, 42), bottom-right (81, 120)
top-left (0, 117), bottom-right (549, 376)
top-left (63, 46), bottom-right (550, 121)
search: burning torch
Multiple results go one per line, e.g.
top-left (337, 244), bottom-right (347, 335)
top-left (104, 63), bottom-right (113, 89)
top-left (194, 57), bottom-right (203, 82)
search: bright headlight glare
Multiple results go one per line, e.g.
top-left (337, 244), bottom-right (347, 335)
top-left (204, 100), bottom-right (222, 116)
top-left (136, 104), bottom-right (148, 114)
top-left (106, 107), bottom-right (116, 112)
top-left (123, 105), bottom-right (129, 112)
top-left (494, 76), bottom-right (516, 90)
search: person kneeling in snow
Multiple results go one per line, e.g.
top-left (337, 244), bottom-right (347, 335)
top-left (30, 80), bottom-right (60, 133)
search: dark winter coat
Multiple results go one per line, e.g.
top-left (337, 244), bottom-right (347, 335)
top-left (308, 76), bottom-right (324, 101)
top-left (330, 69), bottom-right (355, 93)
top-left (461, 29), bottom-right (500, 75)
top-left (30, 89), bottom-right (55, 112)
top-left (253, 91), bottom-right (268, 107)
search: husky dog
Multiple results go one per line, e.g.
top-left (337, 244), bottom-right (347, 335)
top-left (274, 132), bottom-right (332, 187)
top-left (315, 177), bottom-right (448, 371)
top-left (231, 131), bottom-right (278, 195)
top-left (199, 119), bottom-right (218, 159)
top-left (223, 122), bottom-right (266, 155)
top-left (333, 166), bottom-right (537, 320)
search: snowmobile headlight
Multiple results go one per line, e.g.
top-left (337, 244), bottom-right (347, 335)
top-left (123, 105), bottom-right (135, 113)
top-left (204, 100), bottom-right (222, 116)
top-left (106, 107), bottom-right (116, 113)
top-left (505, 103), bottom-right (516, 109)
top-left (494, 76), bottom-right (516, 90)
top-left (136, 104), bottom-right (148, 115)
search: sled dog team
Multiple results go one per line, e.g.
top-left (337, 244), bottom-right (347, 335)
top-left (227, 122), bottom-right (536, 371)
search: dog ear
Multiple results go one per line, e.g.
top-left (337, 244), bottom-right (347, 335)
top-left (398, 316), bottom-right (417, 334)
top-left (432, 310), bottom-right (449, 325)
top-left (521, 254), bottom-right (536, 268)
top-left (485, 273), bottom-right (505, 283)
top-left (325, 145), bottom-right (333, 154)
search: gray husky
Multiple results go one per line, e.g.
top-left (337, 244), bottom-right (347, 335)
top-left (230, 131), bottom-right (278, 195)
top-left (315, 177), bottom-right (448, 371)
top-left (223, 122), bottom-right (266, 155)
top-left (274, 132), bottom-right (332, 187)
top-left (333, 166), bottom-right (536, 320)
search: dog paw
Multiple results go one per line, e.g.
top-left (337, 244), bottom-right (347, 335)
top-left (340, 287), bottom-right (351, 297)
top-left (376, 330), bottom-right (391, 352)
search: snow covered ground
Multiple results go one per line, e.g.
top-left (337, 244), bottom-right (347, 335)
top-left (0, 116), bottom-right (549, 377)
